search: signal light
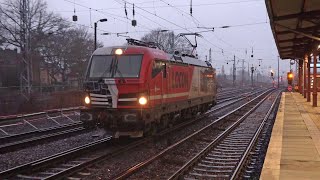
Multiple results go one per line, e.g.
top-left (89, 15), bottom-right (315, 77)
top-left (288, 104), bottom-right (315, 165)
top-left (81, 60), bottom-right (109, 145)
top-left (287, 72), bottom-right (294, 85)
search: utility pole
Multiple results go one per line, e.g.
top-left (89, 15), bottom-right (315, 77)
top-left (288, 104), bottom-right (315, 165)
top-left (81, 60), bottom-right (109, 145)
top-left (209, 48), bottom-right (212, 63)
top-left (233, 55), bottom-right (236, 86)
top-left (276, 56), bottom-right (278, 87)
top-left (94, 22), bottom-right (97, 50)
top-left (242, 59), bottom-right (245, 86)
top-left (248, 62), bottom-right (250, 83)
top-left (251, 64), bottom-right (255, 87)
top-left (94, 19), bottom-right (108, 50)
top-left (20, 0), bottom-right (32, 99)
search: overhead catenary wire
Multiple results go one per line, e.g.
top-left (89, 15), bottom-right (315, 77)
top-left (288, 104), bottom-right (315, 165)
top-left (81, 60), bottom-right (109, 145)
top-left (154, 0), bottom-right (248, 60)
top-left (63, 0), bottom-right (153, 31)
top-left (55, 0), bottom-right (264, 11)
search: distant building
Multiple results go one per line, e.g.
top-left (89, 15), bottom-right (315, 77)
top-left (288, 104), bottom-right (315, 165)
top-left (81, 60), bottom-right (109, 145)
top-left (0, 48), bottom-right (41, 88)
top-left (0, 49), bottom-right (21, 87)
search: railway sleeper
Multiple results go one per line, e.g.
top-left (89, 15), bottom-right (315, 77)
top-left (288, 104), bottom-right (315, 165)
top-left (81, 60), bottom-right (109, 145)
top-left (209, 151), bottom-right (243, 155)
top-left (207, 154), bottom-right (241, 158)
top-left (215, 146), bottom-right (247, 151)
top-left (16, 174), bottom-right (43, 179)
top-left (197, 163), bottom-right (235, 169)
top-left (186, 172), bottom-right (230, 179)
top-left (220, 140), bottom-right (248, 145)
top-left (217, 144), bottom-right (249, 148)
top-left (201, 160), bottom-right (237, 165)
top-left (204, 157), bottom-right (239, 161)
top-left (193, 167), bottom-right (233, 173)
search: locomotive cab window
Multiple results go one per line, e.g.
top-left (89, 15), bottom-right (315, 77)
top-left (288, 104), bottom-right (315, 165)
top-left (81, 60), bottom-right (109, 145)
top-left (152, 60), bottom-right (165, 78)
top-left (88, 55), bottom-right (143, 78)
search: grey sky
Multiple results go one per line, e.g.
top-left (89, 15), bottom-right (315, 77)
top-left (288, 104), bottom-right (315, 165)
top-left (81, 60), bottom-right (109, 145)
top-left (9, 0), bottom-right (293, 76)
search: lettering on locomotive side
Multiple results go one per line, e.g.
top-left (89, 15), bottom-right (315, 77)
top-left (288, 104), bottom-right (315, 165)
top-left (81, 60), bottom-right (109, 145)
top-left (171, 70), bottom-right (188, 89)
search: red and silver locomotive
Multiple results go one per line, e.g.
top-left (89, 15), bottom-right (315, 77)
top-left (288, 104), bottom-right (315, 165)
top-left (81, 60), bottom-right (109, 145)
top-left (81, 39), bottom-right (217, 138)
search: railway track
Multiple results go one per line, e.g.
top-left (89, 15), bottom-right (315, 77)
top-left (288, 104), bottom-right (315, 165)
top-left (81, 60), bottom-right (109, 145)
top-left (170, 91), bottom-right (281, 179)
top-left (111, 88), bottom-right (280, 179)
top-left (217, 88), bottom-right (253, 102)
top-left (0, 88), bottom-right (266, 179)
top-left (0, 108), bottom-right (83, 153)
top-left (0, 121), bottom-right (85, 153)
top-left (0, 89), bottom-right (246, 154)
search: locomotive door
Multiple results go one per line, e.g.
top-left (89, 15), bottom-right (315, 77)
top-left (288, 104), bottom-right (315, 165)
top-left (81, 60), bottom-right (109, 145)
top-left (151, 60), bottom-right (165, 107)
top-left (161, 62), bottom-right (168, 105)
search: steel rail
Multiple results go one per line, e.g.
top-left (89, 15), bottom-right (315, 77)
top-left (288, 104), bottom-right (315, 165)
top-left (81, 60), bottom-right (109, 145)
top-left (230, 91), bottom-right (282, 179)
top-left (0, 106), bottom-right (83, 121)
top-left (156, 89), bottom-right (263, 137)
top-left (111, 88), bottom-right (274, 180)
top-left (0, 137), bottom-right (112, 179)
top-left (217, 88), bottom-right (251, 99)
top-left (0, 88), bottom-right (267, 179)
top-left (167, 90), bottom-right (279, 179)
top-left (36, 89), bottom-right (264, 180)
top-left (0, 121), bottom-right (82, 144)
top-left (0, 123), bottom-right (85, 153)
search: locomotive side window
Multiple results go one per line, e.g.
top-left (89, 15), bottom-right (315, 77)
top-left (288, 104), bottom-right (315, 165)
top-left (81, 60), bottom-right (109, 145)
top-left (152, 60), bottom-right (164, 78)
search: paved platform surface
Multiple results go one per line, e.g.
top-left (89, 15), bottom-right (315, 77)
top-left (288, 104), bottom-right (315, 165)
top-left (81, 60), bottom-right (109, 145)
top-left (260, 92), bottom-right (320, 180)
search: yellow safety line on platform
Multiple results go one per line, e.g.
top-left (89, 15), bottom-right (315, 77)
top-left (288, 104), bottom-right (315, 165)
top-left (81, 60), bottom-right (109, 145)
top-left (260, 92), bottom-right (285, 180)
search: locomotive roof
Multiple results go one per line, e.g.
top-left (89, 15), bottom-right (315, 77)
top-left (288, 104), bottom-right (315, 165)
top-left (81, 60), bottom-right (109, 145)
top-left (93, 46), bottom-right (212, 68)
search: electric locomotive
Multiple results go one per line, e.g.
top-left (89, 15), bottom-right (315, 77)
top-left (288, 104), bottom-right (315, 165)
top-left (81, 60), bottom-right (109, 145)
top-left (81, 39), bottom-right (217, 138)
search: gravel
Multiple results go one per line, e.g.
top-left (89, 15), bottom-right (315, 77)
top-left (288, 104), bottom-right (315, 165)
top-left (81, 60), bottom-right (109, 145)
top-left (82, 89), bottom-right (265, 180)
top-left (0, 111), bottom-right (80, 136)
top-left (129, 90), bottom-right (278, 179)
top-left (0, 129), bottom-right (103, 172)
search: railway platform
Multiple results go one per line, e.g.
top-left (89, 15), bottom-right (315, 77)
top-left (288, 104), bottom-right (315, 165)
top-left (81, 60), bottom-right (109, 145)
top-left (261, 92), bottom-right (320, 179)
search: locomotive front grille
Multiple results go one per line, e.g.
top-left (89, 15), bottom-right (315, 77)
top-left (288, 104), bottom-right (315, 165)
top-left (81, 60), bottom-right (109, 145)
top-left (90, 84), bottom-right (113, 107)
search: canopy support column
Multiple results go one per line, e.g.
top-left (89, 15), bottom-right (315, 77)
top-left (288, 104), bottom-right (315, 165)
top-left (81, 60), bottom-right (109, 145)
top-left (304, 56), bottom-right (307, 98)
top-left (313, 52), bottom-right (318, 107)
top-left (307, 55), bottom-right (311, 102)
top-left (299, 59), bottom-right (303, 94)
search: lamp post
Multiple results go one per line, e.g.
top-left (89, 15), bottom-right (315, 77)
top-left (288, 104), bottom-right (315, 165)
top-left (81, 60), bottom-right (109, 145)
top-left (94, 18), bottom-right (108, 50)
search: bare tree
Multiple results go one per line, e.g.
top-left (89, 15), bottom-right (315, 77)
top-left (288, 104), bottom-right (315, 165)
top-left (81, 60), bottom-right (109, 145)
top-left (0, 0), bottom-right (68, 52)
top-left (39, 27), bottom-right (98, 84)
top-left (141, 28), bottom-right (192, 54)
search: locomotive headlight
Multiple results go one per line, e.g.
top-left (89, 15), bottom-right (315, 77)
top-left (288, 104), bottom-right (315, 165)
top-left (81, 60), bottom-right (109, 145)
top-left (138, 96), bottom-right (147, 105)
top-left (85, 96), bottom-right (91, 104)
top-left (115, 48), bottom-right (123, 55)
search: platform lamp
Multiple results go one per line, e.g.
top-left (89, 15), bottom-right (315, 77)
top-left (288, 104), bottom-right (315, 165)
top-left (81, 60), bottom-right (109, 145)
top-left (94, 18), bottom-right (108, 50)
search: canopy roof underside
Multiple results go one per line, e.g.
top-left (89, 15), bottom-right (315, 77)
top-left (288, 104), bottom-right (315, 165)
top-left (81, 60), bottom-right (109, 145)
top-left (265, 0), bottom-right (320, 59)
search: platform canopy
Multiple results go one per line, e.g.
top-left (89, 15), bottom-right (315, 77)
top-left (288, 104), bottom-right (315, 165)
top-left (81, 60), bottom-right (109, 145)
top-left (265, 0), bottom-right (320, 59)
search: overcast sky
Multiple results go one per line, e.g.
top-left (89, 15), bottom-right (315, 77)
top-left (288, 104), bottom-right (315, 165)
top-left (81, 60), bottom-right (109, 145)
top-left (6, 0), bottom-right (293, 76)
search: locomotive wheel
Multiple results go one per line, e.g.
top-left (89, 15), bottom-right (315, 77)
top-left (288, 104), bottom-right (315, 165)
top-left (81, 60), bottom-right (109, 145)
top-left (145, 123), bottom-right (158, 136)
top-left (160, 115), bottom-right (169, 130)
